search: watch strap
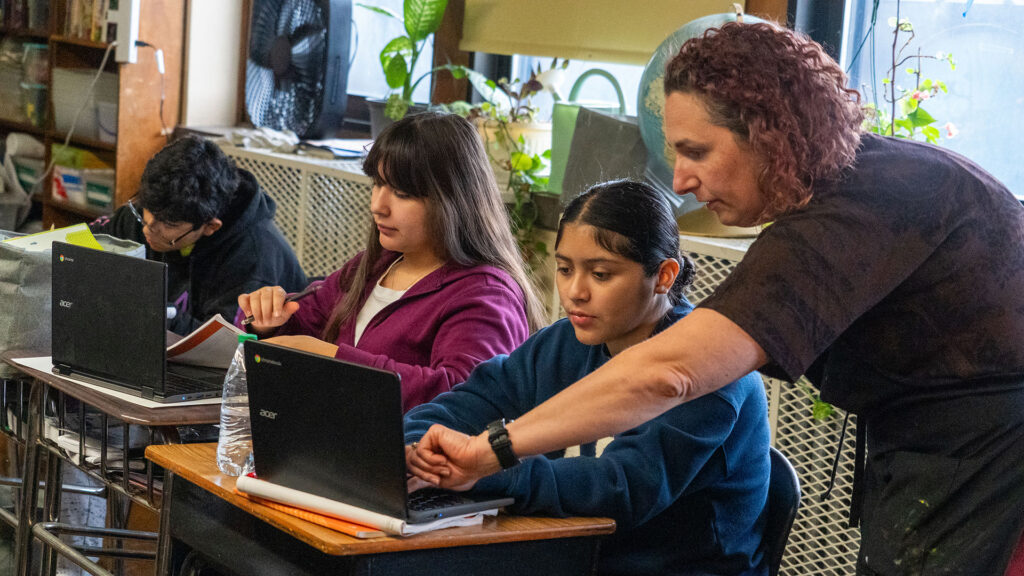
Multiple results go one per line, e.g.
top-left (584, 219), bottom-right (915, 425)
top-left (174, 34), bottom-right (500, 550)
top-left (486, 419), bottom-right (518, 469)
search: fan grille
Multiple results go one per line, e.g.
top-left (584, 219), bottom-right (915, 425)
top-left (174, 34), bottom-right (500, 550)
top-left (246, 0), bottom-right (328, 136)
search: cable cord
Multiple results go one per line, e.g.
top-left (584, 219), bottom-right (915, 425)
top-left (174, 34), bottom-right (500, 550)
top-left (136, 40), bottom-right (170, 143)
top-left (33, 41), bottom-right (119, 200)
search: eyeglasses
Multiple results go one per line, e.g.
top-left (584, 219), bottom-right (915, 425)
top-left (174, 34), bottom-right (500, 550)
top-left (126, 197), bottom-right (198, 248)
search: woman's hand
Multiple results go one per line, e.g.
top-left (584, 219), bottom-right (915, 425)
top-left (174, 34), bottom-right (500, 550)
top-left (405, 424), bottom-right (501, 491)
top-left (238, 286), bottom-right (300, 331)
top-left (263, 335), bottom-right (339, 357)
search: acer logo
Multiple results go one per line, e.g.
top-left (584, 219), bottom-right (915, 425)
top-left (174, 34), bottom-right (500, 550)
top-left (258, 409), bottom-right (278, 420)
top-left (59, 300), bottom-right (73, 309)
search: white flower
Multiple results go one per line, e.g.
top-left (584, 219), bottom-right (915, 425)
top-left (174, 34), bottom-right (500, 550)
top-left (944, 122), bottom-right (959, 139)
top-left (535, 67), bottom-right (567, 100)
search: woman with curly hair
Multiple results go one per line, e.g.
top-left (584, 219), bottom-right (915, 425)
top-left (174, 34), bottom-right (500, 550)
top-left (408, 22), bottom-right (1024, 576)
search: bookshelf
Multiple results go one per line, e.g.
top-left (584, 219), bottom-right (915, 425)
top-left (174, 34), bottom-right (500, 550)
top-left (0, 0), bottom-right (185, 228)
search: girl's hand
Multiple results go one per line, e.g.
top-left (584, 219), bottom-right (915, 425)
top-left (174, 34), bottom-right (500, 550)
top-left (238, 286), bottom-right (301, 331)
top-left (262, 335), bottom-right (339, 357)
top-left (406, 425), bottom-right (501, 492)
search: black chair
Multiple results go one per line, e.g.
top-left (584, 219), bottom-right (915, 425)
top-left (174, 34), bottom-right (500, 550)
top-left (765, 446), bottom-right (801, 576)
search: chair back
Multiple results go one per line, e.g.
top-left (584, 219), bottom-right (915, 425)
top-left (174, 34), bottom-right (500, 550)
top-left (766, 446), bottom-right (801, 576)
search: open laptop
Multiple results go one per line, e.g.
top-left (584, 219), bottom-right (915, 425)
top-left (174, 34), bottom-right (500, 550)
top-left (51, 241), bottom-right (226, 403)
top-left (245, 340), bottom-right (514, 523)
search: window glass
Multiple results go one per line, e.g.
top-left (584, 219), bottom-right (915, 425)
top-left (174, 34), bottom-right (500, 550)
top-left (349, 1), bottom-right (434, 102)
top-left (510, 56), bottom-right (645, 120)
top-left (842, 0), bottom-right (1024, 195)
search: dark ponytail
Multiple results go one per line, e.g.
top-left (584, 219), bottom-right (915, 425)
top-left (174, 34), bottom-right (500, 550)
top-left (556, 179), bottom-right (695, 305)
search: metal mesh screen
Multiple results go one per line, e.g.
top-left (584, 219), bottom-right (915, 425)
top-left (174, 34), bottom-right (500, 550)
top-left (686, 249), bottom-right (859, 575)
top-left (223, 146), bottom-right (373, 278)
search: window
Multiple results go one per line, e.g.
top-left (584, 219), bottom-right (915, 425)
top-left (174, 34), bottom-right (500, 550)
top-left (842, 0), bottom-right (1024, 195)
top-left (510, 57), bottom-right (645, 120)
top-left (348, 0), bottom-right (434, 102)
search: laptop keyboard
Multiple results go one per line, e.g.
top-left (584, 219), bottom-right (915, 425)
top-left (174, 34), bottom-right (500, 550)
top-left (164, 370), bottom-right (219, 395)
top-left (407, 488), bottom-right (468, 512)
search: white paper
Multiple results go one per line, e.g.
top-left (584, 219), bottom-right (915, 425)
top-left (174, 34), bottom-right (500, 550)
top-left (166, 314), bottom-right (244, 369)
top-left (10, 357), bottom-right (223, 408)
top-left (235, 476), bottom-right (493, 536)
top-left (1, 223), bottom-right (96, 252)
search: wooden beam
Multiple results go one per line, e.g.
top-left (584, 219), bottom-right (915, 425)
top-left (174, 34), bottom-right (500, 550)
top-left (430, 0), bottom-right (470, 105)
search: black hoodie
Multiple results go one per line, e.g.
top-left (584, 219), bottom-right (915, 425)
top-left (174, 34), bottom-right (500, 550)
top-left (90, 169), bottom-right (307, 335)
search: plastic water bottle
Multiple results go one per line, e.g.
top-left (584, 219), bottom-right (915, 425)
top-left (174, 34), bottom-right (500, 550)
top-left (216, 333), bottom-right (258, 476)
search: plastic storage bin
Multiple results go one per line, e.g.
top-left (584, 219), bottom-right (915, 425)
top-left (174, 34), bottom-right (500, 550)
top-left (22, 43), bottom-right (49, 84)
top-left (20, 82), bottom-right (47, 127)
top-left (52, 68), bottom-right (118, 139)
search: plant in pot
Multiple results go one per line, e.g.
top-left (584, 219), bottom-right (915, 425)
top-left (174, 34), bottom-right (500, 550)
top-left (357, 0), bottom-right (448, 135)
top-left (441, 60), bottom-right (568, 274)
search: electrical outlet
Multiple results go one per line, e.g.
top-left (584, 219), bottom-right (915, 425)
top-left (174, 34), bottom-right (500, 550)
top-left (106, 0), bottom-right (141, 63)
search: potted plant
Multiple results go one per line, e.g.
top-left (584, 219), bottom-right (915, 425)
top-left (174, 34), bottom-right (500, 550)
top-left (441, 60), bottom-right (568, 274)
top-left (357, 0), bottom-right (449, 135)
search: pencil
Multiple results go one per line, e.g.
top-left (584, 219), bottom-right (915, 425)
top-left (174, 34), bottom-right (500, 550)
top-left (241, 284), bottom-right (322, 326)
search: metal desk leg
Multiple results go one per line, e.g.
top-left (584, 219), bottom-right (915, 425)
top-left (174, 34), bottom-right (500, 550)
top-left (155, 471), bottom-right (175, 576)
top-left (41, 452), bottom-right (64, 576)
top-left (15, 379), bottom-right (43, 576)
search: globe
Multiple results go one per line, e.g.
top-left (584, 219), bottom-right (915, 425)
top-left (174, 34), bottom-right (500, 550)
top-left (637, 13), bottom-right (765, 226)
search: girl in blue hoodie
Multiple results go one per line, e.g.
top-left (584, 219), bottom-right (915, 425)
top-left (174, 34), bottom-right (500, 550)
top-left (405, 179), bottom-right (770, 576)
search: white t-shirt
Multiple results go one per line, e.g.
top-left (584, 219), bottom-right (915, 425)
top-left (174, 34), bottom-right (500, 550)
top-left (353, 261), bottom-right (407, 346)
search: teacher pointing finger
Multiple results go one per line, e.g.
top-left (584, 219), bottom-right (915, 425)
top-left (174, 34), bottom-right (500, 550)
top-left (416, 21), bottom-right (1024, 575)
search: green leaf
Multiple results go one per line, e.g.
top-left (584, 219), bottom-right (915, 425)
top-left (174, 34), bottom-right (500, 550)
top-left (384, 94), bottom-right (410, 121)
top-left (357, 3), bottom-right (403, 21)
top-left (509, 151), bottom-right (534, 171)
top-left (541, 149), bottom-right (552, 159)
top-left (384, 53), bottom-right (409, 89)
top-left (921, 125), bottom-right (941, 143)
top-left (405, 0), bottom-right (448, 43)
top-left (907, 106), bottom-right (936, 128)
top-left (811, 399), bottom-right (834, 421)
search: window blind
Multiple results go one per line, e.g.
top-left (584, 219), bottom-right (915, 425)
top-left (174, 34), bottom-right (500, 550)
top-left (460, 0), bottom-right (747, 66)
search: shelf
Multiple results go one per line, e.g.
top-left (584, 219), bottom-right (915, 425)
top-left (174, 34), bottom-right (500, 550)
top-left (48, 131), bottom-right (118, 152)
top-left (35, 193), bottom-right (108, 220)
top-left (0, 27), bottom-right (50, 39)
top-left (0, 117), bottom-right (46, 137)
top-left (51, 35), bottom-right (111, 50)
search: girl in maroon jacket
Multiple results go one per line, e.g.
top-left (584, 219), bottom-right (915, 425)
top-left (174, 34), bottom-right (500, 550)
top-left (239, 112), bottom-right (545, 411)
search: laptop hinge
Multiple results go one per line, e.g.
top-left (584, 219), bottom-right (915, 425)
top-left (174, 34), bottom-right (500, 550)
top-left (140, 386), bottom-right (156, 399)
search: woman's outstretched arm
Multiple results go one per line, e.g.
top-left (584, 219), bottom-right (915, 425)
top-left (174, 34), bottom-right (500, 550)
top-left (409, 308), bottom-right (767, 487)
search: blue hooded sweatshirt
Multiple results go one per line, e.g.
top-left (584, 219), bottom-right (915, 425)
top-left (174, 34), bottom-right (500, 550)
top-left (404, 302), bottom-right (770, 576)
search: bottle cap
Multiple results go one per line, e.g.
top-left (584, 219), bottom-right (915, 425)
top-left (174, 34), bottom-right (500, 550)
top-left (238, 333), bottom-right (258, 343)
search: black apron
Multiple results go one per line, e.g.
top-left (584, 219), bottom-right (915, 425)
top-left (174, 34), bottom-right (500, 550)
top-left (813, 349), bottom-right (1024, 576)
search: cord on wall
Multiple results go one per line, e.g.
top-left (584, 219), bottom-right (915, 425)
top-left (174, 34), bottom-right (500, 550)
top-left (136, 40), bottom-right (170, 143)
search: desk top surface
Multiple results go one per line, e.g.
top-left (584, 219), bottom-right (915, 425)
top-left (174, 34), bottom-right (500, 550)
top-left (147, 443), bottom-right (616, 556)
top-left (3, 351), bottom-right (222, 427)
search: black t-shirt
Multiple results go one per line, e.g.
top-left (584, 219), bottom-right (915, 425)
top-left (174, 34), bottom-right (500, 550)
top-left (701, 133), bottom-right (1024, 419)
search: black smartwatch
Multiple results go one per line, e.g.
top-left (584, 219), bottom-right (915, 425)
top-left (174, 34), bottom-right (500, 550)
top-left (486, 419), bottom-right (519, 469)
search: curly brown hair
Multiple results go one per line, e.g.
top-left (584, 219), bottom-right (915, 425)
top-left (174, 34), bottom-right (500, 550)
top-left (664, 22), bottom-right (864, 221)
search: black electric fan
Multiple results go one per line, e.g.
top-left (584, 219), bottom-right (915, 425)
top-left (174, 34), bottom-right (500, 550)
top-left (245, 0), bottom-right (352, 139)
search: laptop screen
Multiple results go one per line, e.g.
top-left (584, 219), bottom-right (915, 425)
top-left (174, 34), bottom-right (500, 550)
top-left (245, 341), bottom-right (410, 520)
top-left (51, 242), bottom-right (168, 391)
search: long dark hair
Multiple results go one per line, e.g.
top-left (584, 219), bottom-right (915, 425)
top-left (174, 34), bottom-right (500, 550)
top-left (322, 112), bottom-right (546, 341)
top-left (556, 179), bottom-right (695, 305)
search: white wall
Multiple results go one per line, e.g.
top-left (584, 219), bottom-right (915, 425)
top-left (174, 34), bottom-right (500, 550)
top-left (181, 0), bottom-right (242, 127)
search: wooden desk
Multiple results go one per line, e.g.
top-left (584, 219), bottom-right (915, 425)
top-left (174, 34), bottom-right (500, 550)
top-left (147, 443), bottom-right (616, 576)
top-left (2, 351), bottom-right (223, 576)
